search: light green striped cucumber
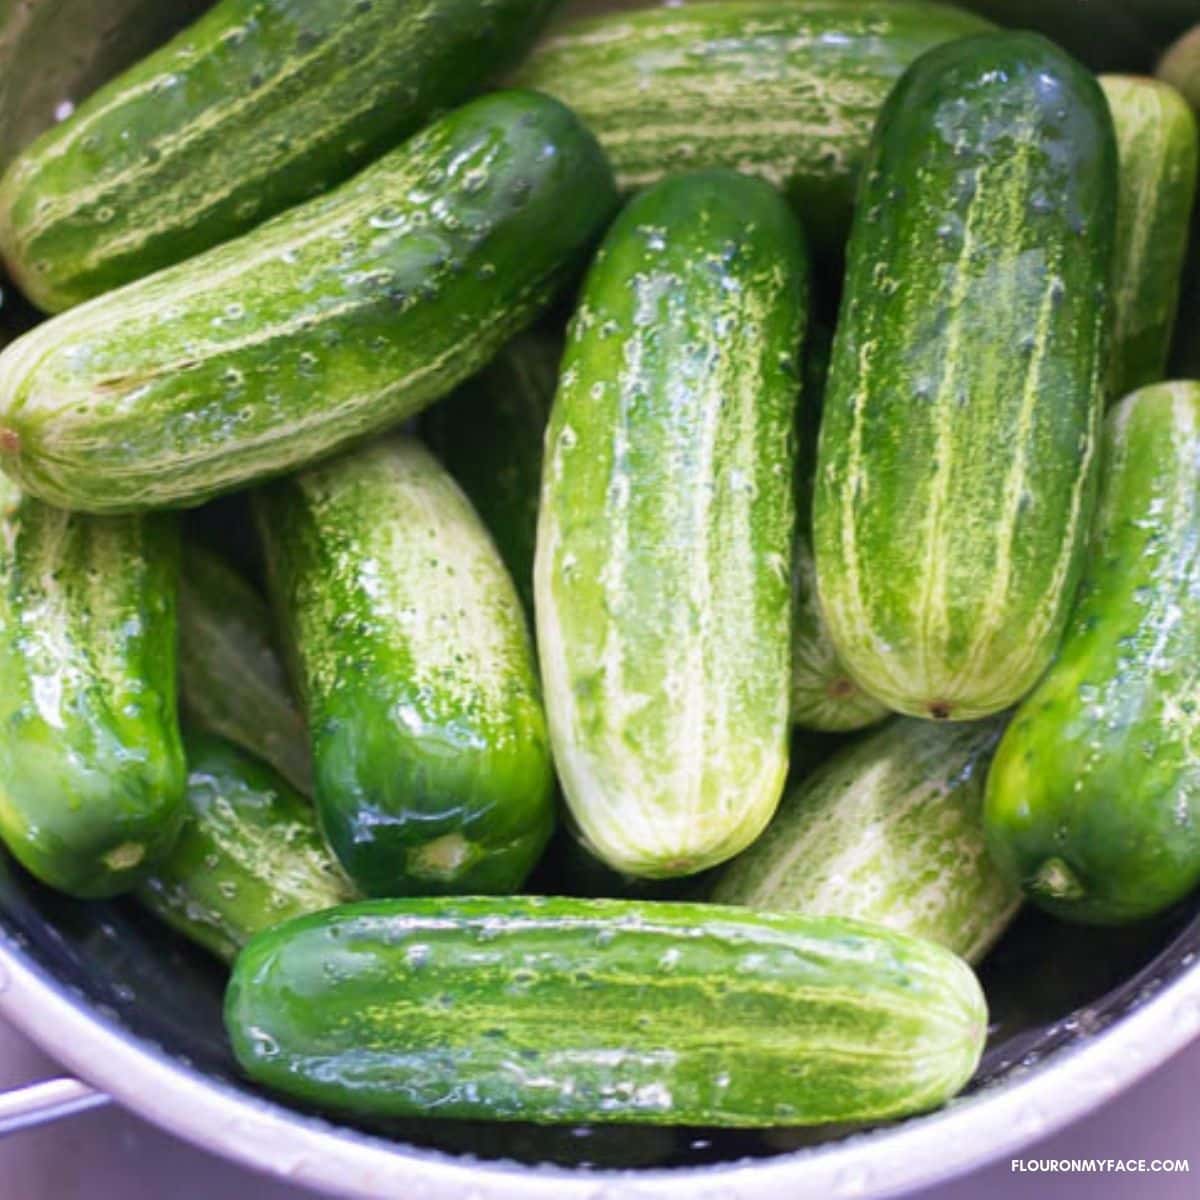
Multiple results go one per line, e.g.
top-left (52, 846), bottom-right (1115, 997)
top-left (1101, 75), bottom-right (1198, 400)
top-left (536, 169), bottom-right (808, 878)
top-left (712, 718), bottom-right (1020, 964)
top-left (256, 436), bottom-right (555, 898)
top-left (0, 0), bottom-right (563, 312)
top-left (1159, 25), bottom-right (1200, 114)
top-left (514, 1), bottom-right (994, 250)
top-left (139, 730), bottom-right (354, 962)
top-left (178, 543), bottom-right (311, 795)
top-left (0, 479), bottom-right (184, 897)
top-left (814, 33), bottom-right (1118, 722)
top-left (0, 90), bottom-right (617, 513)
top-left (226, 896), bottom-right (988, 1126)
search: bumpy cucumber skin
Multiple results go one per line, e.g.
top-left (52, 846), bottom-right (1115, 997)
top-left (0, 90), bottom-right (618, 513)
top-left (713, 718), bottom-right (1019, 964)
top-left (985, 383), bottom-right (1200, 925)
top-left (536, 169), bottom-right (807, 878)
top-left (1101, 76), bottom-right (1198, 400)
top-left (814, 33), bottom-right (1117, 722)
top-left (138, 731), bottom-right (354, 962)
top-left (178, 544), bottom-right (311, 795)
top-left (256, 436), bottom-right (554, 898)
top-left (515, 2), bottom-right (992, 251)
top-left (225, 896), bottom-right (987, 1126)
top-left (0, 0), bottom-right (563, 312)
top-left (0, 480), bottom-right (184, 897)
top-left (424, 329), bottom-right (560, 620)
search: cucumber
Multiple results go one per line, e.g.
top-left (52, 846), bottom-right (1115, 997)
top-left (255, 436), bottom-right (555, 898)
top-left (0, 480), bottom-right (184, 897)
top-left (139, 730), bottom-right (354, 962)
top-left (225, 896), bottom-right (987, 1126)
top-left (985, 382), bottom-right (1200, 925)
top-left (1101, 75), bottom-right (1198, 400)
top-left (513, 2), bottom-right (994, 250)
top-left (0, 89), bottom-right (617, 513)
top-left (712, 718), bottom-right (1020, 964)
top-left (1159, 25), bottom-right (1200, 114)
top-left (178, 544), bottom-right (311, 795)
top-left (0, 0), bottom-right (563, 312)
top-left (536, 169), bottom-right (808, 878)
top-left (814, 33), bottom-right (1117, 722)
top-left (423, 328), bottom-right (560, 620)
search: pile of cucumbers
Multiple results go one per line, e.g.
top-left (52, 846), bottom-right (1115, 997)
top-left (0, 0), bottom-right (1196, 1136)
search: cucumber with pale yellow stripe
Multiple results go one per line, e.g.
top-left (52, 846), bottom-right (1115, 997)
top-left (255, 435), bottom-right (555, 898)
top-left (1101, 75), bottom-right (1198, 400)
top-left (0, 0), bottom-right (563, 312)
top-left (986, 382), bottom-right (1200, 925)
top-left (0, 90), bottom-right (617, 513)
top-left (814, 33), bottom-right (1118, 723)
top-left (536, 169), bottom-right (808, 878)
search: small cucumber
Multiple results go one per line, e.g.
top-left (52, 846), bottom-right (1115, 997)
top-left (536, 169), bottom-right (808, 877)
top-left (0, 480), bottom-right (184, 897)
top-left (255, 436), bottom-right (555, 898)
top-left (814, 33), bottom-right (1117, 722)
top-left (985, 382), bottom-right (1200, 924)
top-left (0, 90), bottom-right (617, 513)
top-left (225, 896), bottom-right (987, 1126)
top-left (178, 544), bottom-right (311, 795)
top-left (0, 0), bottom-right (563, 311)
top-left (139, 730), bottom-right (354, 963)
top-left (712, 718), bottom-right (1020, 965)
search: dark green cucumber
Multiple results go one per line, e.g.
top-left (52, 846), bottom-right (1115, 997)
top-left (0, 90), bottom-right (617, 513)
top-left (423, 328), bottom-right (560, 619)
top-left (514, 2), bottom-right (993, 250)
top-left (178, 544), bottom-right (310, 795)
top-left (0, 0), bottom-right (562, 311)
top-left (0, 479), bottom-right (184, 897)
top-left (1101, 75), bottom-right (1198, 400)
top-left (225, 896), bottom-right (987, 1126)
top-left (985, 382), bottom-right (1200, 925)
top-left (712, 718), bottom-right (1019, 964)
top-left (139, 730), bottom-right (353, 962)
top-left (255, 436), bottom-right (555, 898)
top-left (536, 169), bottom-right (808, 877)
top-left (814, 33), bottom-right (1117, 722)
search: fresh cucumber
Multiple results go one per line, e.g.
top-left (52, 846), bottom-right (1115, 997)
top-left (712, 718), bottom-right (1020, 964)
top-left (225, 896), bottom-right (987, 1126)
top-left (536, 169), bottom-right (808, 878)
top-left (178, 544), bottom-right (310, 795)
top-left (255, 436), bottom-right (555, 898)
top-left (985, 382), bottom-right (1200, 924)
top-left (814, 33), bottom-right (1117, 722)
top-left (0, 0), bottom-right (563, 311)
top-left (514, 2), bottom-right (993, 250)
top-left (1101, 75), bottom-right (1198, 400)
top-left (0, 480), bottom-right (184, 897)
top-left (0, 89), bottom-right (617, 513)
top-left (1159, 25), bottom-right (1200, 114)
top-left (139, 730), bottom-right (353, 962)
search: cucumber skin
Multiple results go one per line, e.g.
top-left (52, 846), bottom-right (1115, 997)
top-left (1101, 76), bottom-right (1198, 401)
top-left (178, 544), bottom-right (311, 795)
top-left (225, 896), bottom-right (987, 1126)
top-left (138, 731), bottom-right (354, 963)
top-left (536, 169), bottom-right (807, 878)
top-left (515, 2), bottom-right (992, 251)
top-left (712, 718), bottom-right (1020, 965)
top-left (255, 436), bottom-right (554, 899)
top-left (0, 0), bottom-right (563, 312)
top-left (814, 33), bottom-right (1117, 722)
top-left (0, 480), bottom-right (184, 897)
top-left (985, 382), bottom-right (1200, 925)
top-left (0, 89), bottom-right (618, 513)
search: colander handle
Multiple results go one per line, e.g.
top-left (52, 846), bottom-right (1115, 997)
top-left (0, 1076), bottom-right (109, 1134)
